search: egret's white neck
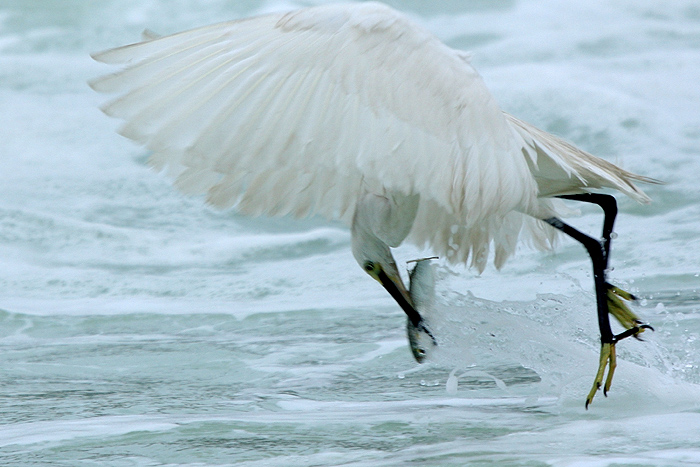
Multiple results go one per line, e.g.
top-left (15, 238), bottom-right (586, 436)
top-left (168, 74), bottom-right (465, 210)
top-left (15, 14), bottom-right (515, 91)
top-left (351, 189), bottom-right (420, 273)
top-left (352, 200), bottom-right (391, 267)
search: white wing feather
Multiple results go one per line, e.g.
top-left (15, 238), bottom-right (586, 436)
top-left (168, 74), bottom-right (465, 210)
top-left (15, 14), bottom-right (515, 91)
top-left (91, 2), bottom-right (650, 269)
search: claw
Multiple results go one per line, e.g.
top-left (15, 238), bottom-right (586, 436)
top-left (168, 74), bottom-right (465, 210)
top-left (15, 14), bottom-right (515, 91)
top-left (605, 283), bottom-right (637, 301)
top-left (586, 342), bottom-right (614, 409)
top-left (585, 285), bottom-right (654, 408)
top-left (606, 285), bottom-right (648, 338)
top-left (603, 343), bottom-right (617, 396)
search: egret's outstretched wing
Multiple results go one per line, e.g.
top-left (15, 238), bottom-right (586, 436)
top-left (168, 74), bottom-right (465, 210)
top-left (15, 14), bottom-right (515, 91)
top-left (91, 4), bottom-right (538, 225)
top-left (91, 2), bottom-right (650, 269)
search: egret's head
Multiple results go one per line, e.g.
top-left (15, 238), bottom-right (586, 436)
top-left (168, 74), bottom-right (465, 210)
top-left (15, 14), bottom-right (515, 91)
top-left (360, 258), bottom-right (413, 319)
top-left (351, 227), bottom-right (406, 299)
top-left (357, 255), bottom-right (436, 363)
top-left (351, 213), bottom-right (435, 363)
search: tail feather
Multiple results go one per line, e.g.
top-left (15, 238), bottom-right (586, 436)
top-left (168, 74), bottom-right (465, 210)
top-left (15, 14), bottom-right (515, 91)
top-left (505, 112), bottom-right (659, 204)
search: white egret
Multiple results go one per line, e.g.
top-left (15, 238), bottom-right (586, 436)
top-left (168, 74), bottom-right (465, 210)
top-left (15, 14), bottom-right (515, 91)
top-left (90, 2), bottom-right (656, 407)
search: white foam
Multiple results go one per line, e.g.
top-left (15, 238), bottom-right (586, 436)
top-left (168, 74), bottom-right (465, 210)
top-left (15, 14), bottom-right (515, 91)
top-left (0, 415), bottom-right (178, 447)
top-left (1, 1), bottom-right (699, 465)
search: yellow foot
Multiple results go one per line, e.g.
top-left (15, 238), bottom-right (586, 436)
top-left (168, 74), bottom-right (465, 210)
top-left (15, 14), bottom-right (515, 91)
top-left (606, 284), bottom-right (647, 338)
top-left (585, 342), bottom-right (617, 409)
top-left (585, 284), bottom-right (653, 408)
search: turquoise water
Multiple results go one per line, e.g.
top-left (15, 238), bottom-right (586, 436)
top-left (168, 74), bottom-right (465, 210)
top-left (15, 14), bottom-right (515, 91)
top-left (2, 1), bottom-right (700, 465)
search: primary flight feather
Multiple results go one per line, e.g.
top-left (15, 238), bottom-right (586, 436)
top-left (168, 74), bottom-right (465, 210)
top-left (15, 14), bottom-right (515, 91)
top-left (91, 2), bottom-right (655, 406)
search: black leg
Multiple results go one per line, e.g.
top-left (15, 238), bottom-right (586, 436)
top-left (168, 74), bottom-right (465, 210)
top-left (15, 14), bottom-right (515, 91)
top-left (559, 193), bottom-right (617, 266)
top-left (543, 194), bottom-right (651, 407)
top-left (559, 194), bottom-right (640, 300)
top-left (543, 216), bottom-right (613, 344)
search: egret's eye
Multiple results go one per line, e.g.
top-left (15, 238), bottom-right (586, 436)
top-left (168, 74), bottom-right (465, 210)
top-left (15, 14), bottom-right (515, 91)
top-left (364, 261), bottom-right (375, 272)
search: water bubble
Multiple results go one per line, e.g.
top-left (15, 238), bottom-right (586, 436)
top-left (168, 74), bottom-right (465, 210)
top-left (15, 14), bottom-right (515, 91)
top-left (397, 374), bottom-right (405, 379)
top-left (610, 232), bottom-right (618, 239)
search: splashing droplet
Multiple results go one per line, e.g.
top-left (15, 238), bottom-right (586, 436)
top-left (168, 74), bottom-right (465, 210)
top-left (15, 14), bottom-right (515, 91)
top-left (446, 369), bottom-right (458, 394)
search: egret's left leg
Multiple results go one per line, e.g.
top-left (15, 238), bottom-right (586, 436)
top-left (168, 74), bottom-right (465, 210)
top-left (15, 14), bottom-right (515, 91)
top-left (559, 194), bottom-right (617, 259)
top-left (544, 194), bottom-right (652, 408)
top-left (559, 194), bottom-right (652, 341)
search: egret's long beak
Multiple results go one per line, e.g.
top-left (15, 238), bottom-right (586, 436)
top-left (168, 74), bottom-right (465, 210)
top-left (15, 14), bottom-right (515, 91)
top-left (376, 266), bottom-right (437, 363)
top-left (376, 268), bottom-right (422, 326)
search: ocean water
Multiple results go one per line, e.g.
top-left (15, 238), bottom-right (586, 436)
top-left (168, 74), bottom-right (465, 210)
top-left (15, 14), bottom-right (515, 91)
top-left (1, 0), bottom-right (700, 465)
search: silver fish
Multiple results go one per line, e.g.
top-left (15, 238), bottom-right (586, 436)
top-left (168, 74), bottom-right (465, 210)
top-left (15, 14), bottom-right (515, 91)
top-left (406, 258), bottom-right (438, 362)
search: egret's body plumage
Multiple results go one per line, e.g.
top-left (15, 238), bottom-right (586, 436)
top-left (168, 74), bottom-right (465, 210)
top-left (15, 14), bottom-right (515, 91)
top-left (91, 2), bottom-right (654, 405)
